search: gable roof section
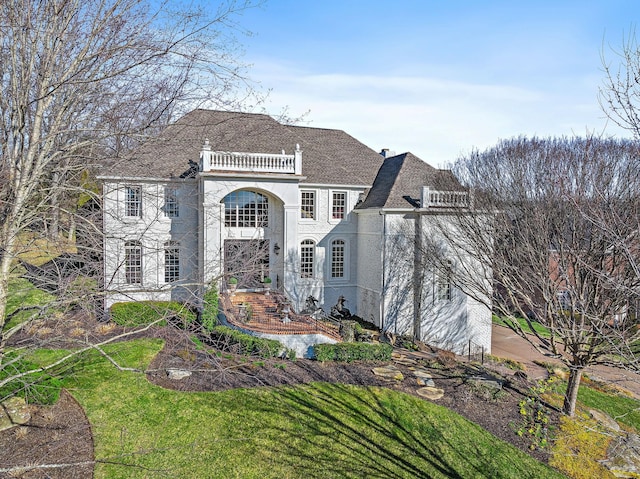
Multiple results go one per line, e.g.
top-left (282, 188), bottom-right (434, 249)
top-left (356, 152), bottom-right (464, 209)
top-left (107, 109), bottom-right (384, 185)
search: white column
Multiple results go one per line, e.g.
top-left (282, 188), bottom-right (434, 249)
top-left (282, 204), bottom-right (299, 296)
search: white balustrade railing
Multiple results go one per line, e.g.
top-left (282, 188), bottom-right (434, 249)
top-left (422, 187), bottom-right (470, 208)
top-left (208, 151), bottom-right (296, 173)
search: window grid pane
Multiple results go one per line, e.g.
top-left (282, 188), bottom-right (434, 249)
top-left (300, 240), bottom-right (314, 278)
top-left (125, 186), bottom-right (141, 217)
top-left (164, 241), bottom-right (180, 283)
top-left (332, 192), bottom-right (346, 219)
top-left (301, 191), bottom-right (315, 219)
top-left (437, 260), bottom-right (452, 301)
top-left (164, 188), bottom-right (179, 218)
top-left (331, 240), bottom-right (345, 278)
top-left (224, 191), bottom-right (269, 227)
top-left (125, 241), bottom-right (142, 284)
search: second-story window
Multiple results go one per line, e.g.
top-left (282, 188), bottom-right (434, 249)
top-left (301, 191), bottom-right (315, 219)
top-left (223, 191), bottom-right (269, 227)
top-left (331, 191), bottom-right (346, 220)
top-left (164, 187), bottom-right (179, 218)
top-left (125, 186), bottom-right (142, 217)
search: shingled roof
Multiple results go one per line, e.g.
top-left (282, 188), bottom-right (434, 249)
top-left (105, 109), bottom-right (384, 185)
top-left (356, 152), bottom-right (465, 209)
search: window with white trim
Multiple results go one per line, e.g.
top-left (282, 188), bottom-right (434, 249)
top-left (164, 187), bottom-right (179, 218)
top-left (164, 241), bottom-right (180, 283)
top-left (301, 191), bottom-right (316, 219)
top-left (436, 260), bottom-right (453, 301)
top-left (331, 191), bottom-right (346, 220)
top-left (223, 190), bottom-right (269, 227)
top-left (124, 241), bottom-right (142, 284)
top-left (300, 240), bottom-right (315, 278)
top-left (125, 186), bottom-right (142, 217)
top-left (331, 239), bottom-right (345, 278)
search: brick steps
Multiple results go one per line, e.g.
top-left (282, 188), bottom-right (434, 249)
top-left (223, 292), bottom-right (341, 341)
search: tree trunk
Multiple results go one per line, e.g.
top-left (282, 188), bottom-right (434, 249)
top-left (0, 250), bottom-right (13, 359)
top-left (563, 366), bottom-right (583, 416)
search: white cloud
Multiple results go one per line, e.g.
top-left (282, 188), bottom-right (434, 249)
top-left (250, 60), bottom-right (628, 165)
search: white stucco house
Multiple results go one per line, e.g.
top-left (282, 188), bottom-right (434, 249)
top-left (99, 109), bottom-right (492, 354)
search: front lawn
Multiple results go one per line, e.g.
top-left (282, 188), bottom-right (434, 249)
top-left (58, 339), bottom-right (564, 479)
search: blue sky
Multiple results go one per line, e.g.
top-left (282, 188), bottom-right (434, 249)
top-left (232, 0), bottom-right (637, 165)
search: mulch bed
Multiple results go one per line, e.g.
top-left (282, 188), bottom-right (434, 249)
top-left (0, 390), bottom-right (93, 479)
top-left (0, 320), bottom-right (558, 477)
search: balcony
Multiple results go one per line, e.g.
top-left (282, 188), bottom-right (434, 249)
top-left (200, 140), bottom-right (302, 175)
top-left (421, 187), bottom-right (470, 208)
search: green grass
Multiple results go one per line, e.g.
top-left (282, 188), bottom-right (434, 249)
top-left (577, 384), bottom-right (640, 431)
top-left (5, 277), bottom-right (55, 328)
top-left (57, 339), bottom-right (565, 479)
top-left (493, 315), bottom-right (551, 338)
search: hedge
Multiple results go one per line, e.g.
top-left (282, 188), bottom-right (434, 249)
top-left (209, 325), bottom-right (284, 358)
top-left (201, 284), bottom-right (219, 332)
top-left (314, 342), bottom-right (393, 362)
top-left (110, 301), bottom-right (196, 327)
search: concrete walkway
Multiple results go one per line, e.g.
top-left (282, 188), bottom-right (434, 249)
top-left (491, 324), bottom-right (640, 399)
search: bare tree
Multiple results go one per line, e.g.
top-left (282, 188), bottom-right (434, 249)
top-left (600, 28), bottom-right (640, 138)
top-left (0, 0), bottom-right (257, 381)
top-left (422, 136), bottom-right (640, 416)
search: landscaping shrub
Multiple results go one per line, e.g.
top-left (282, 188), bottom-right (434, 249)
top-left (209, 325), bottom-right (283, 358)
top-left (110, 301), bottom-right (196, 327)
top-left (0, 357), bottom-right (62, 405)
top-left (314, 342), bottom-right (393, 362)
top-left (201, 284), bottom-right (219, 331)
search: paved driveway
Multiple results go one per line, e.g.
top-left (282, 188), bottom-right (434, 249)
top-left (491, 324), bottom-right (640, 398)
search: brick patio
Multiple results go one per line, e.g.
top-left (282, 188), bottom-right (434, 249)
top-left (222, 291), bottom-right (342, 341)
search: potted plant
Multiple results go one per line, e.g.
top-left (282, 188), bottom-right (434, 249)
top-left (227, 276), bottom-right (238, 293)
top-left (262, 276), bottom-right (272, 295)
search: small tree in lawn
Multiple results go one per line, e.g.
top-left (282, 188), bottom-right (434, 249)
top-left (424, 136), bottom-right (640, 416)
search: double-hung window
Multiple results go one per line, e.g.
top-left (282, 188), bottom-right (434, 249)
top-left (164, 187), bottom-right (179, 218)
top-left (125, 186), bottom-right (142, 217)
top-left (436, 260), bottom-right (453, 301)
top-left (331, 192), bottom-right (346, 220)
top-left (124, 241), bottom-right (142, 284)
top-left (301, 191), bottom-right (316, 220)
top-left (164, 241), bottom-right (180, 283)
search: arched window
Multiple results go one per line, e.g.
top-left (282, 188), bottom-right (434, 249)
top-left (164, 241), bottom-right (180, 283)
top-left (300, 240), bottom-right (315, 278)
top-left (124, 240), bottom-right (142, 284)
top-left (223, 191), bottom-right (269, 227)
top-left (331, 239), bottom-right (345, 278)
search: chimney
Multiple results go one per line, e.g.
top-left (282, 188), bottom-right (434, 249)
top-left (380, 148), bottom-right (395, 158)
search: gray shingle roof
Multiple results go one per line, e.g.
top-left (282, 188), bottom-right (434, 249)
top-left (356, 152), bottom-right (464, 209)
top-left (105, 109), bottom-right (384, 185)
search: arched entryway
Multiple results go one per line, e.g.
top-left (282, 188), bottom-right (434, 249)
top-left (221, 189), bottom-right (284, 289)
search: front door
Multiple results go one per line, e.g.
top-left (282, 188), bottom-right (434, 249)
top-left (224, 239), bottom-right (269, 288)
